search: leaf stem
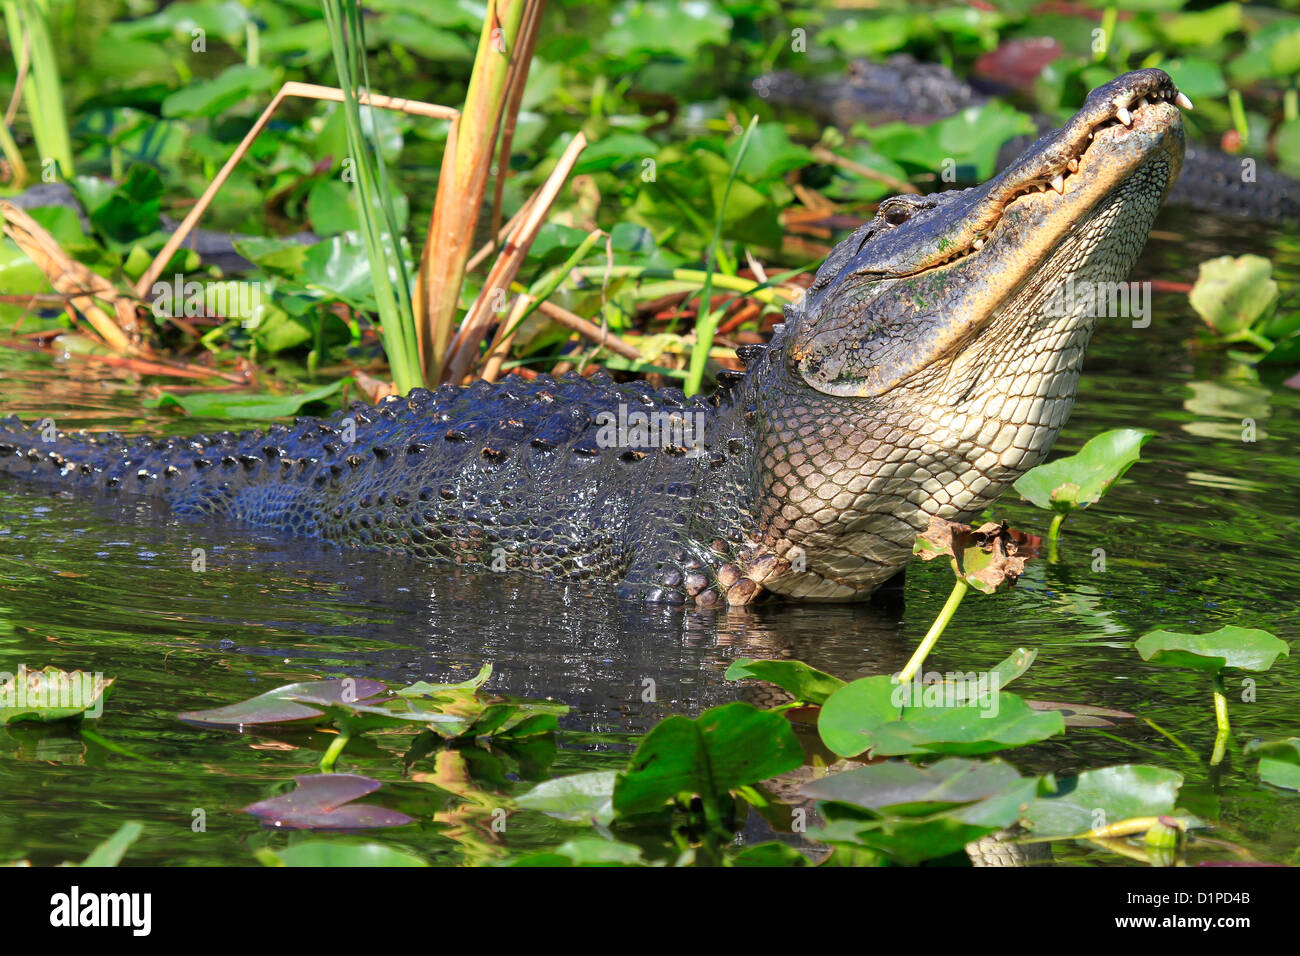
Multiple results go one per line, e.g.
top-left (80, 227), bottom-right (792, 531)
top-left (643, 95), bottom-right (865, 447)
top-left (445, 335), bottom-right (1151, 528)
top-left (1047, 512), bottom-right (1066, 563)
top-left (319, 728), bottom-right (351, 773)
top-left (899, 578), bottom-right (970, 683)
top-left (1210, 672), bottom-right (1230, 767)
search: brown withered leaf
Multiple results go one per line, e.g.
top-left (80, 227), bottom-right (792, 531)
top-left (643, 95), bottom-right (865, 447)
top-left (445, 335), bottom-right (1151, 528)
top-left (913, 517), bottom-right (1039, 594)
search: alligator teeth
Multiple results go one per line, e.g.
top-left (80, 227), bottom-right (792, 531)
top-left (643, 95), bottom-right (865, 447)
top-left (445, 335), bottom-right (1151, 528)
top-left (1175, 91), bottom-right (1194, 110)
top-left (972, 237), bottom-right (985, 251)
top-left (1137, 96), bottom-right (1150, 108)
top-left (1116, 106), bottom-right (1133, 127)
top-left (1050, 173), bottom-right (1065, 195)
top-left (1067, 157), bottom-right (1079, 173)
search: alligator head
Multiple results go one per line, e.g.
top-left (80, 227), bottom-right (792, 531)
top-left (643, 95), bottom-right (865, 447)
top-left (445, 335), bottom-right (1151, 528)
top-left (740, 70), bottom-right (1187, 600)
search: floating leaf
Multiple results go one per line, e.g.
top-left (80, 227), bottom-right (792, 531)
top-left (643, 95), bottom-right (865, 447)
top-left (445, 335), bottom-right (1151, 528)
top-left (806, 758), bottom-right (1043, 864)
top-left (613, 702), bottom-right (803, 820)
top-left (1188, 254), bottom-right (1278, 337)
top-left (515, 770), bottom-right (618, 826)
top-left (724, 658), bottom-right (845, 705)
top-left (1134, 626), bottom-right (1289, 674)
top-left (509, 837), bottom-right (649, 867)
top-left (1023, 765), bottom-right (1183, 838)
top-left (178, 678), bottom-right (389, 728)
top-left (243, 774), bottom-right (414, 829)
top-left (257, 841), bottom-right (428, 867)
top-left (1014, 428), bottom-right (1153, 513)
top-left (869, 693), bottom-right (1066, 757)
top-left (149, 378), bottom-right (350, 421)
top-left (817, 676), bottom-right (899, 758)
top-left (1245, 738), bottom-right (1300, 791)
top-left (731, 842), bottom-right (810, 867)
top-left (0, 667), bottom-right (113, 724)
top-left (1026, 699), bottom-right (1137, 728)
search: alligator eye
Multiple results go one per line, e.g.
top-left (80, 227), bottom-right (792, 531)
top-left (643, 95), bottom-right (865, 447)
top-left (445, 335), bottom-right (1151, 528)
top-left (882, 204), bottom-right (913, 226)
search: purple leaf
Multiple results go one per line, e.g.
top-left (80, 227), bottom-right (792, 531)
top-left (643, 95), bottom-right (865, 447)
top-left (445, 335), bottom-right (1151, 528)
top-left (244, 774), bottom-right (414, 829)
top-left (178, 678), bottom-right (389, 728)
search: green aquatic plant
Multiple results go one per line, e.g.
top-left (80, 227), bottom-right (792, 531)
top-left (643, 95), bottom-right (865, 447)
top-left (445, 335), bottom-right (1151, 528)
top-left (1013, 427), bottom-right (1153, 559)
top-left (1188, 254), bottom-right (1300, 361)
top-left (1134, 626), bottom-right (1290, 766)
top-left (179, 665), bottom-right (566, 771)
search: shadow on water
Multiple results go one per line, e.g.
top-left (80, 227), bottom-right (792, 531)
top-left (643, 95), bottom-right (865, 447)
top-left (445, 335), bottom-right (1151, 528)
top-left (0, 207), bottom-right (1298, 865)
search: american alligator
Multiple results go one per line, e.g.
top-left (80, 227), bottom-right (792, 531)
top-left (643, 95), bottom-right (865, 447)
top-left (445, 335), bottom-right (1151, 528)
top-left (0, 70), bottom-right (1187, 609)
top-left (755, 54), bottom-right (1296, 224)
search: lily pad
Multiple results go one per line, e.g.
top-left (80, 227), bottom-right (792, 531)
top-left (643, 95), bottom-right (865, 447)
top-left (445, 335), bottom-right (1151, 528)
top-left (612, 702), bottom-right (803, 820)
top-left (149, 378), bottom-right (349, 421)
top-left (723, 658), bottom-right (846, 705)
top-left (509, 837), bottom-right (648, 867)
top-left (818, 673), bottom-right (1062, 758)
top-left (243, 774), bottom-right (414, 830)
top-left (515, 770), bottom-right (618, 826)
top-left (0, 667), bottom-right (113, 724)
top-left (1026, 699), bottom-right (1137, 728)
top-left (1134, 626), bottom-right (1289, 674)
top-left (1245, 738), bottom-right (1300, 791)
top-left (807, 758), bottom-right (1043, 865)
top-left (730, 842), bottom-right (811, 866)
top-left (1188, 254), bottom-right (1278, 337)
top-left (1023, 765), bottom-right (1183, 838)
top-left (802, 757), bottom-right (1028, 815)
top-left (817, 675), bottom-right (899, 758)
top-left (1014, 428), bottom-right (1153, 514)
top-left (869, 693), bottom-right (1066, 757)
top-left (257, 841), bottom-right (428, 867)
top-left (177, 678), bottom-right (389, 728)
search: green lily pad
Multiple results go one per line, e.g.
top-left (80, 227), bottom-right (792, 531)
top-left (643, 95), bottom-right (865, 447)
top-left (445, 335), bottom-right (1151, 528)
top-left (515, 770), bottom-right (618, 826)
top-left (509, 837), bottom-right (648, 867)
top-left (817, 675), bottom-right (899, 758)
top-left (612, 702), bottom-right (803, 820)
top-left (1245, 738), bottom-right (1300, 791)
top-left (1134, 626), bottom-right (1289, 674)
top-left (730, 842), bottom-right (811, 866)
top-left (869, 693), bottom-right (1066, 757)
top-left (1023, 765), bottom-right (1183, 838)
top-left (1014, 428), bottom-right (1153, 513)
top-left (807, 758), bottom-right (1043, 865)
top-left (0, 667), bottom-right (113, 724)
top-left (257, 841), bottom-right (428, 867)
top-left (724, 658), bottom-right (846, 706)
top-left (818, 669), bottom-right (1061, 759)
top-left (149, 378), bottom-right (350, 421)
top-left (802, 757), bottom-right (1027, 816)
top-left (1188, 254), bottom-right (1278, 337)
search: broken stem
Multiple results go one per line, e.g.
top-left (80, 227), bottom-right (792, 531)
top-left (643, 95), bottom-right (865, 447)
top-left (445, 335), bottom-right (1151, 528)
top-left (899, 578), bottom-right (970, 683)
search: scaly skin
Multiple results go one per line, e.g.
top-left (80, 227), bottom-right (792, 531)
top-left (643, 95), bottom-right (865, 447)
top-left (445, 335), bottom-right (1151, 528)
top-left (0, 70), bottom-right (1186, 608)
top-left (756, 54), bottom-right (1296, 223)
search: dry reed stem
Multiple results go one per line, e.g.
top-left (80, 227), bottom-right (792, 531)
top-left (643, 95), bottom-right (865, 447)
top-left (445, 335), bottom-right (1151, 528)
top-left (134, 81), bottom-right (459, 300)
top-left (0, 200), bottom-right (144, 354)
top-left (442, 131), bottom-right (587, 384)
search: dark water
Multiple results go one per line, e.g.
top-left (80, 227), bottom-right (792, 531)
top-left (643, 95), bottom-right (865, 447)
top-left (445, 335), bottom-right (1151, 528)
top-left (1, 209), bottom-right (1298, 866)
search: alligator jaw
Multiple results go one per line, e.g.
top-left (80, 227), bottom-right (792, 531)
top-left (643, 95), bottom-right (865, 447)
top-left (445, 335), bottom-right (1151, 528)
top-left (791, 69), bottom-right (1186, 400)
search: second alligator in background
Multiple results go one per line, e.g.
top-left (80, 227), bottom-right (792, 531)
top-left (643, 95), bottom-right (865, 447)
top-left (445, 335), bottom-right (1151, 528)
top-left (756, 54), bottom-right (1298, 224)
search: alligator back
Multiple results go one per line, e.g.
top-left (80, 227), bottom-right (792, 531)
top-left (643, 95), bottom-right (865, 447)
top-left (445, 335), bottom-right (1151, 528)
top-left (0, 374), bottom-right (734, 587)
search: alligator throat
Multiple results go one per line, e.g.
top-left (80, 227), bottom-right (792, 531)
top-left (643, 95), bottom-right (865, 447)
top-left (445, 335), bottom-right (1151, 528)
top-left (0, 71), bottom-right (1187, 607)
